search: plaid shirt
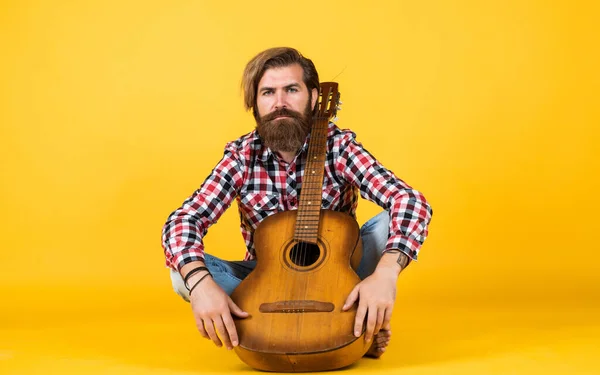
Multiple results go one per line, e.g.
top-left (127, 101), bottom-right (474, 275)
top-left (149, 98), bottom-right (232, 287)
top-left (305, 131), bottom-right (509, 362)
top-left (162, 121), bottom-right (433, 271)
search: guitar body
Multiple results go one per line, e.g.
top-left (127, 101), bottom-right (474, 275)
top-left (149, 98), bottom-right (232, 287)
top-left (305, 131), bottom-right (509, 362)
top-left (230, 209), bottom-right (369, 372)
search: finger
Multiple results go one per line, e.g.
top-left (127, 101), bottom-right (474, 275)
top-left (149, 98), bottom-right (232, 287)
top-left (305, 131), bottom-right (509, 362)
top-left (213, 316), bottom-right (233, 350)
top-left (222, 312), bottom-right (240, 348)
top-left (204, 318), bottom-right (223, 347)
top-left (195, 318), bottom-right (209, 339)
top-left (383, 307), bottom-right (393, 332)
top-left (343, 286), bottom-right (359, 311)
top-left (354, 301), bottom-right (367, 337)
top-left (374, 308), bottom-right (385, 336)
top-left (228, 297), bottom-right (249, 318)
top-left (192, 304), bottom-right (210, 339)
top-left (365, 307), bottom-right (378, 342)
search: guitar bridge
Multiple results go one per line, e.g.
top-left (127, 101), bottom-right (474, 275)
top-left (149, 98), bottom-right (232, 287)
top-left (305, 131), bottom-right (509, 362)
top-left (259, 300), bottom-right (334, 313)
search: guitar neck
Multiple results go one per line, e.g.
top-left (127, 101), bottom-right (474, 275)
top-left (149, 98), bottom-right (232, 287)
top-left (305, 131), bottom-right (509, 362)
top-left (294, 118), bottom-right (329, 243)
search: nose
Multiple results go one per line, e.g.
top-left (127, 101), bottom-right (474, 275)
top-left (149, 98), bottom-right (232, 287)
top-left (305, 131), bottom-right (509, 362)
top-left (274, 91), bottom-right (287, 110)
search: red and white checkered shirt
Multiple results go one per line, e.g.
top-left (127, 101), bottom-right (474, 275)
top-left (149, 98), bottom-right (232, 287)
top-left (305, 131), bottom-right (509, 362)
top-left (162, 122), bottom-right (433, 271)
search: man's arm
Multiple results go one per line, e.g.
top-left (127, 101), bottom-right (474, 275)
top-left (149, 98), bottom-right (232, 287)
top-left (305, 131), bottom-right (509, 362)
top-left (161, 145), bottom-right (244, 271)
top-left (161, 144), bottom-right (247, 349)
top-left (337, 130), bottom-right (433, 342)
top-left (335, 130), bottom-right (433, 265)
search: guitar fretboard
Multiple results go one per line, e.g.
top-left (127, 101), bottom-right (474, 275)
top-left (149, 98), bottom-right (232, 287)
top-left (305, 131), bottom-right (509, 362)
top-left (294, 118), bottom-right (329, 244)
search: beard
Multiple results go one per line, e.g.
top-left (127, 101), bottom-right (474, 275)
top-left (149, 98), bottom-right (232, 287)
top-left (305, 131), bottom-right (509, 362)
top-left (255, 102), bottom-right (313, 153)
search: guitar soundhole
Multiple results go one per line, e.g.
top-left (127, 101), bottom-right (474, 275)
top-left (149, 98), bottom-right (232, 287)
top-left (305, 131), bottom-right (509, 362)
top-left (289, 242), bottom-right (321, 267)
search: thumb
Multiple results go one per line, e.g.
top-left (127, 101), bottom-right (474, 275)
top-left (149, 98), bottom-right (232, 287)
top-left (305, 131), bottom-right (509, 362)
top-left (228, 297), bottom-right (250, 318)
top-left (342, 285), bottom-right (359, 311)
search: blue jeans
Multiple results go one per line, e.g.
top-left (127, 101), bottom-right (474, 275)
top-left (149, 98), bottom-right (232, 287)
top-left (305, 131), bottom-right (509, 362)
top-left (170, 211), bottom-right (391, 302)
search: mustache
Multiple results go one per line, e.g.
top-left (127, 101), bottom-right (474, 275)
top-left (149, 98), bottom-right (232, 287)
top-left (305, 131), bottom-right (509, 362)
top-left (260, 108), bottom-right (306, 123)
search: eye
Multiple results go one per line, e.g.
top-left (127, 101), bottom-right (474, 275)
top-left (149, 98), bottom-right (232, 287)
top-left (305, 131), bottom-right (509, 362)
top-left (262, 89), bottom-right (273, 96)
top-left (287, 87), bottom-right (298, 93)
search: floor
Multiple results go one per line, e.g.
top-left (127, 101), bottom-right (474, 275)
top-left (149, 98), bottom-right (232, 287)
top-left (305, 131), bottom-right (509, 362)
top-left (1, 286), bottom-right (598, 375)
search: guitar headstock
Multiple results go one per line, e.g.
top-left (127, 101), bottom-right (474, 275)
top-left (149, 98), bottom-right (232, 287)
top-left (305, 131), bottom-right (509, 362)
top-left (315, 82), bottom-right (341, 120)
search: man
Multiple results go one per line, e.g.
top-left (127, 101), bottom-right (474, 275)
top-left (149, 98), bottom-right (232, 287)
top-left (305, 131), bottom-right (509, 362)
top-left (161, 47), bottom-right (433, 359)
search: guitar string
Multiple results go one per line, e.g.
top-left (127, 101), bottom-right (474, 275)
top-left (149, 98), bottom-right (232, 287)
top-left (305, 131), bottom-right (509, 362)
top-left (300, 112), bottom-right (325, 291)
top-left (297, 92), bottom-right (330, 348)
top-left (299, 117), bottom-right (324, 313)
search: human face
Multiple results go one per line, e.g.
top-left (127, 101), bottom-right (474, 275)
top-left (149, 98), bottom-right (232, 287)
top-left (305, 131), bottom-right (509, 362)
top-left (255, 64), bottom-right (318, 120)
top-left (255, 64), bottom-right (319, 152)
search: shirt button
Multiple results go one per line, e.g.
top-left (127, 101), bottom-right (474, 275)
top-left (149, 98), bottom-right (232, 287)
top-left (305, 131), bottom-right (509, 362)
top-left (288, 170), bottom-right (294, 176)
top-left (289, 198), bottom-right (297, 206)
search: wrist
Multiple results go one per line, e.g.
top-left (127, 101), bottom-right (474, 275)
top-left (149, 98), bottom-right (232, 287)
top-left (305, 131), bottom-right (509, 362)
top-left (375, 251), bottom-right (409, 278)
top-left (375, 256), bottom-right (401, 278)
top-left (179, 260), bottom-right (211, 290)
top-left (188, 272), bottom-right (213, 296)
top-left (187, 270), bottom-right (211, 290)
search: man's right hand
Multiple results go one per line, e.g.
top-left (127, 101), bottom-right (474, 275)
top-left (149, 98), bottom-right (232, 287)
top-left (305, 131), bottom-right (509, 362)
top-left (188, 274), bottom-right (249, 349)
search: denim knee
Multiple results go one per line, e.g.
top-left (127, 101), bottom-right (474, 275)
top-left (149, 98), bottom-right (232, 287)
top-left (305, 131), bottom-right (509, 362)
top-left (357, 211), bottom-right (390, 279)
top-left (360, 210), bottom-right (390, 252)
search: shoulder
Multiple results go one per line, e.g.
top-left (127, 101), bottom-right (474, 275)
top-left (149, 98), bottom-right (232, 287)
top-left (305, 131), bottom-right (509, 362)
top-left (327, 122), bottom-right (359, 146)
top-left (224, 130), bottom-right (261, 159)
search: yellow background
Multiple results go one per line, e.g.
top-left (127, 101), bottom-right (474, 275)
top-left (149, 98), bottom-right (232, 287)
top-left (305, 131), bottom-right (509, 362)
top-left (1, 1), bottom-right (598, 374)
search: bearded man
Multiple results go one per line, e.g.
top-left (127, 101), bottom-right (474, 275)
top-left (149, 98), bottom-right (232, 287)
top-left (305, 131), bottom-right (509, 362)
top-left (161, 47), bottom-right (433, 359)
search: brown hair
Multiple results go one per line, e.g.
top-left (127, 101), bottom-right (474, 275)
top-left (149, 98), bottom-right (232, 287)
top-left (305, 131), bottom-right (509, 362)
top-left (241, 47), bottom-right (320, 117)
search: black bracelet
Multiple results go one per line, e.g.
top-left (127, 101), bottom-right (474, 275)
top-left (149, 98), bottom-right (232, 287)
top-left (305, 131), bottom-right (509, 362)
top-left (188, 273), bottom-right (213, 296)
top-left (183, 266), bottom-right (210, 289)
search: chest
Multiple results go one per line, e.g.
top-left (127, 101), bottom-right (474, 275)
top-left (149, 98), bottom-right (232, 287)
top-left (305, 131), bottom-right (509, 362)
top-left (237, 156), bottom-right (344, 222)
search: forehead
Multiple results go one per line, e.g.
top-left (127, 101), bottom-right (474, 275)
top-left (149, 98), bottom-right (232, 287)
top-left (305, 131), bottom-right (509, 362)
top-left (258, 64), bottom-right (306, 89)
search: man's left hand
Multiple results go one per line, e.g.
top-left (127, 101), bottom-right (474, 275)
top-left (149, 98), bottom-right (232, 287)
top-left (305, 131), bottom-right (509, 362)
top-left (342, 268), bottom-right (398, 343)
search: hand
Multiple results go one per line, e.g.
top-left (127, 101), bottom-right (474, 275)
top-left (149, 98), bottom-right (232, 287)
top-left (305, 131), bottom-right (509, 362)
top-left (342, 270), bottom-right (397, 343)
top-left (189, 275), bottom-right (249, 349)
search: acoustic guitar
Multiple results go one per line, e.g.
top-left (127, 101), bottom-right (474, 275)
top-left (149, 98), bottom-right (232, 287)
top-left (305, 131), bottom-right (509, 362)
top-left (230, 82), bottom-right (370, 372)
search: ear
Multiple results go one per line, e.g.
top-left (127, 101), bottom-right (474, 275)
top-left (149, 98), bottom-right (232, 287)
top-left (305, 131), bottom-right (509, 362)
top-left (311, 88), bottom-right (319, 111)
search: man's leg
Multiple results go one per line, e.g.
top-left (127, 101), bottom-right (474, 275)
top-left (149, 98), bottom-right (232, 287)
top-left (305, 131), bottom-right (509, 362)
top-left (356, 210), bottom-right (390, 280)
top-left (170, 253), bottom-right (257, 302)
top-left (356, 210), bottom-right (394, 358)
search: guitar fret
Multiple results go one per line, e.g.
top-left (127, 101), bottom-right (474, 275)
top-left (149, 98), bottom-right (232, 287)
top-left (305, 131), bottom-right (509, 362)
top-left (291, 111), bottom-right (331, 239)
